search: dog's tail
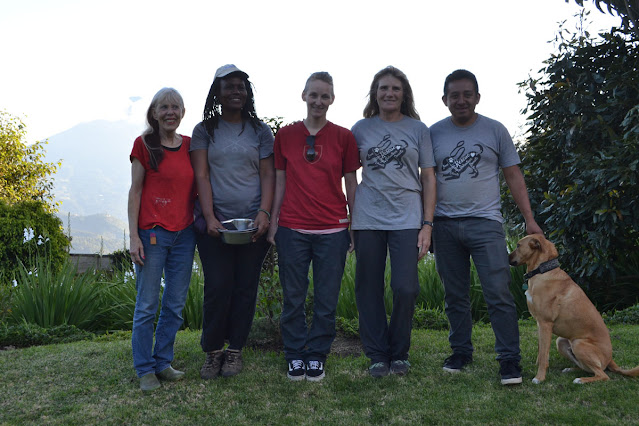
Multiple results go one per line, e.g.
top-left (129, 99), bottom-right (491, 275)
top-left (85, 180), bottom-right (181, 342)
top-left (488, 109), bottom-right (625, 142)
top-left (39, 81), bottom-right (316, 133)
top-left (608, 360), bottom-right (639, 377)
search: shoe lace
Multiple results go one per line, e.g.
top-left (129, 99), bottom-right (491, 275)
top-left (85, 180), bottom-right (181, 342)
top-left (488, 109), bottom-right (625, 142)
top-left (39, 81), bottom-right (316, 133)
top-left (308, 360), bottom-right (322, 370)
top-left (290, 360), bottom-right (304, 370)
top-left (205, 350), bottom-right (223, 367)
top-left (370, 362), bottom-right (387, 370)
top-left (225, 350), bottom-right (240, 365)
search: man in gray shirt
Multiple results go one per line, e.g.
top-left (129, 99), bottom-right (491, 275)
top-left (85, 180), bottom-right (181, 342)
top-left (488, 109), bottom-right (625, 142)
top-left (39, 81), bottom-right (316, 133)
top-left (430, 69), bottom-right (543, 385)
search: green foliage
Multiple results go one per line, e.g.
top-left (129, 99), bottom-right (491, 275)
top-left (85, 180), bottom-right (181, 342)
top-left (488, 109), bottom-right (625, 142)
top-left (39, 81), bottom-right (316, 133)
top-left (0, 322), bottom-right (94, 348)
top-left (182, 253), bottom-right (204, 330)
top-left (10, 256), bottom-right (111, 331)
top-left (603, 303), bottom-right (639, 325)
top-left (412, 306), bottom-right (449, 330)
top-left (507, 18), bottom-right (639, 305)
top-left (109, 248), bottom-right (133, 274)
top-left (0, 111), bottom-right (61, 211)
top-left (0, 200), bottom-right (70, 281)
top-left (566, 0), bottom-right (639, 37)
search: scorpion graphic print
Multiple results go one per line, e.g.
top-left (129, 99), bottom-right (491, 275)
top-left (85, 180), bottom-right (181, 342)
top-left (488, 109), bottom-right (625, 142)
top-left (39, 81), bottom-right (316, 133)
top-left (441, 140), bottom-right (483, 181)
top-left (366, 134), bottom-right (408, 170)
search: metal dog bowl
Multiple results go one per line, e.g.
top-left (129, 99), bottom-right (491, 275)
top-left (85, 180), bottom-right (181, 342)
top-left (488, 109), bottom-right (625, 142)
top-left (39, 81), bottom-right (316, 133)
top-left (219, 218), bottom-right (257, 244)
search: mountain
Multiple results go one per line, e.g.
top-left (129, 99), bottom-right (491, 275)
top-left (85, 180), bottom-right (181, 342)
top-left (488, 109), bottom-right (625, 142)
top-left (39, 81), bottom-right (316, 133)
top-left (45, 119), bottom-right (143, 253)
top-left (45, 119), bottom-right (142, 223)
top-left (57, 212), bottom-right (128, 254)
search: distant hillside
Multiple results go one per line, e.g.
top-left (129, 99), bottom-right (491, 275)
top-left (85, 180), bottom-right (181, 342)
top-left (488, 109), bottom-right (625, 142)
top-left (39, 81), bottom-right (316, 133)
top-left (57, 212), bottom-right (129, 254)
top-left (45, 119), bottom-right (143, 223)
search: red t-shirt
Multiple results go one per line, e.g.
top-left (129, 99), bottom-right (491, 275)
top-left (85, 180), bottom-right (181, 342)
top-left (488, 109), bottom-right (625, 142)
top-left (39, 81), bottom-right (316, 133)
top-left (274, 121), bottom-right (360, 230)
top-left (130, 135), bottom-right (196, 231)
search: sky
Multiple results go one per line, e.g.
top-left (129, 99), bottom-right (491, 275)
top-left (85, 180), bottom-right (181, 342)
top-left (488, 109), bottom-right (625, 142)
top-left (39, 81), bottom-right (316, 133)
top-left (0, 0), bottom-right (621, 143)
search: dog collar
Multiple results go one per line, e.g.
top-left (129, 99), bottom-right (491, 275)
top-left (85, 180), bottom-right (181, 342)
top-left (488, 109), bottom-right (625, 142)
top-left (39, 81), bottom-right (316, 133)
top-left (523, 258), bottom-right (560, 284)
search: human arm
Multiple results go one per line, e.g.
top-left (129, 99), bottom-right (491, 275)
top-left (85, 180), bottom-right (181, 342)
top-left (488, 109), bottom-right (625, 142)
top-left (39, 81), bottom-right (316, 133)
top-left (344, 171), bottom-right (358, 253)
top-left (254, 155), bottom-right (275, 241)
top-left (190, 149), bottom-right (223, 237)
top-left (128, 159), bottom-right (145, 266)
top-left (267, 169), bottom-right (286, 245)
top-left (418, 166), bottom-right (436, 260)
top-left (502, 165), bottom-right (543, 235)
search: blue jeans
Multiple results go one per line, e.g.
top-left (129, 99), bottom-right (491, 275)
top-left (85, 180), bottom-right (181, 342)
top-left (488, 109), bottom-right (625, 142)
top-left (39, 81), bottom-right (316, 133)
top-left (432, 217), bottom-right (520, 362)
top-left (354, 230), bottom-right (420, 364)
top-left (276, 227), bottom-right (350, 363)
top-left (197, 232), bottom-right (270, 352)
top-left (132, 224), bottom-right (196, 377)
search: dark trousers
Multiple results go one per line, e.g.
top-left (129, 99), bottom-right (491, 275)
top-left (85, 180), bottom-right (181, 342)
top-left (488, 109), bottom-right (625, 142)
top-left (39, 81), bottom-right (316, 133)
top-left (197, 232), bottom-right (270, 352)
top-left (276, 227), bottom-right (350, 363)
top-left (354, 229), bottom-right (420, 364)
top-left (433, 217), bottom-right (520, 362)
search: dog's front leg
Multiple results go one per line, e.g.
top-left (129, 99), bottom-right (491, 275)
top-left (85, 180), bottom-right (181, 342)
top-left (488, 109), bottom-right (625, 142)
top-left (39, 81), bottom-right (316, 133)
top-left (533, 321), bottom-right (554, 384)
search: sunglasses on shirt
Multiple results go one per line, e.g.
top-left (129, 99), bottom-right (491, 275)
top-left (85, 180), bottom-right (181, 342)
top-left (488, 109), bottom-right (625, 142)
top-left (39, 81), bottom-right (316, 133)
top-left (306, 135), bottom-right (316, 162)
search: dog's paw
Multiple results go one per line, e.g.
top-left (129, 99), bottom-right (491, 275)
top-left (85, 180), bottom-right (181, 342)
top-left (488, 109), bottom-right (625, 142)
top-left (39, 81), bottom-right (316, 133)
top-left (562, 368), bottom-right (575, 374)
top-left (573, 378), bottom-right (583, 384)
top-left (532, 378), bottom-right (541, 384)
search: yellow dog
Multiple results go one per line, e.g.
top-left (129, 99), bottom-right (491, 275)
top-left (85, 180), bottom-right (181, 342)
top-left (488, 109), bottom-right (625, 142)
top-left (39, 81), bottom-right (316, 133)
top-left (508, 235), bottom-right (639, 384)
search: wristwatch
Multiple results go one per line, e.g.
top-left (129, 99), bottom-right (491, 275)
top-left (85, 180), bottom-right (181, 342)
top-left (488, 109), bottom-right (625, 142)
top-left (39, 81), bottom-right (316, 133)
top-left (422, 220), bottom-right (434, 227)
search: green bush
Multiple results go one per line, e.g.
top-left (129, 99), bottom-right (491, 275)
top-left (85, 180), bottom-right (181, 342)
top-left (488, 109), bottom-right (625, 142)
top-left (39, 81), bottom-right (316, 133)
top-left (603, 304), bottom-right (639, 325)
top-left (412, 306), bottom-right (449, 330)
top-left (10, 256), bottom-right (110, 331)
top-left (0, 200), bottom-right (70, 281)
top-left (0, 322), bottom-right (94, 348)
top-left (505, 18), bottom-right (639, 306)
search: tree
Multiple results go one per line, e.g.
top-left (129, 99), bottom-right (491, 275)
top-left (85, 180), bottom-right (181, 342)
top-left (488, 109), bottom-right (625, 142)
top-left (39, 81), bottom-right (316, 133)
top-left (503, 16), bottom-right (639, 309)
top-left (566, 0), bottom-right (639, 37)
top-left (0, 111), bottom-right (61, 212)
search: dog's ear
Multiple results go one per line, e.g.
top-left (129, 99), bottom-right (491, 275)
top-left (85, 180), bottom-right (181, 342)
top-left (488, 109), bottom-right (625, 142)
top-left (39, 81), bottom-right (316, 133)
top-left (528, 238), bottom-right (542, 251)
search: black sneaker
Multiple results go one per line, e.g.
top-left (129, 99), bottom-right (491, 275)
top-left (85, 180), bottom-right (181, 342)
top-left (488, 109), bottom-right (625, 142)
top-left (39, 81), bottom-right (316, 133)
top-left (390, 360), bottom-right (411, 376)
top-left (368, 362), bottom-right (390, 378)
top-left (306, 360), bottom-right (325, 382)
top-left (499, 360), bottom-right (523, 385)
top-left (442, 353), bottom-right (473, 373)
top-left (287, 360), bottom-right (305, 381)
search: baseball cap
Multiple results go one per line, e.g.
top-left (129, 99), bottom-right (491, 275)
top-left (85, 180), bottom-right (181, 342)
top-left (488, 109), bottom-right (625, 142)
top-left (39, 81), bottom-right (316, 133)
top-left (214, 64), bottom-right (249, 81)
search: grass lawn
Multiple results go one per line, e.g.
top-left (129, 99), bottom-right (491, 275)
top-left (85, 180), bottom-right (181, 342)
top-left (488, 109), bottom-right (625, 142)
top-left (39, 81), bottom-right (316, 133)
top-left (2, 323), bottom-right (639, 425)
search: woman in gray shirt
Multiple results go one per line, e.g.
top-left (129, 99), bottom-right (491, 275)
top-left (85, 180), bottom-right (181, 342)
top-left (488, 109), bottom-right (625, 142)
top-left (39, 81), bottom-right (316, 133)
top-left (351, 66), bottom-right (436, 378)
top-left (190, 64), bottom-right (274, 380)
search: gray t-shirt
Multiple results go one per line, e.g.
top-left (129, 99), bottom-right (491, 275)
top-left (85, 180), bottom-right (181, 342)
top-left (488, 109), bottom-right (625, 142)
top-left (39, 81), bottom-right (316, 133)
top-left (430, 114), bottom-right (520, 223)
top-left (351, 115), bottom-right (435, 230)
top-left (190, 119), bottom-right (274, 220)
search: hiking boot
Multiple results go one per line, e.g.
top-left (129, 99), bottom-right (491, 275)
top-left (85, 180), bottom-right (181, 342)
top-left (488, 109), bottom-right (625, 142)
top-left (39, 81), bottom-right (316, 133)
top-left (442, 353), bottom-right (473, 373)
top-left (140, 373), bottom-right (161, 391)
top-left (287, 359), bottom-right (306, 381)
top-left (499, 360), bottom-right (523, 385)
top-left (369, 362), bottom-right (390, 378)
top-left (306, 360), bottom-right (325, 382)
top-left (200, 350), bottom-right (224, 380)
top-left (156, 366), bottom-right (185, 381)
top-left (390, 360), bottom-right (411, 376)
top-left (220, 349), bottom-right (243, 378)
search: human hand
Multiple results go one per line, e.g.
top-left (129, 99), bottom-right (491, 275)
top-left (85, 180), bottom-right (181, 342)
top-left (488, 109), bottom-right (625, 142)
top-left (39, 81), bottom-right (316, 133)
top-left (348, 229), bottom-right (355, 253)
top-left (417, 225), bottom-right (432, 261)
top-left (266, 221), bottom-right (278, 245)
top-left (206, 217), bottom-right (224, 238)
top-left (253, 210), bottom-right (270, 242)
top-left (130, 235), bottom-right (145, 266)
top-left (525, 220), bottom-right (544, 236)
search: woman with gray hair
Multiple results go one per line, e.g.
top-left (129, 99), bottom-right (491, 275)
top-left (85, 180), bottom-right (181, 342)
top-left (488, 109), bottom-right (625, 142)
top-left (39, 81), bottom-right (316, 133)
top-left (128, 87), bottom-right (196, 391)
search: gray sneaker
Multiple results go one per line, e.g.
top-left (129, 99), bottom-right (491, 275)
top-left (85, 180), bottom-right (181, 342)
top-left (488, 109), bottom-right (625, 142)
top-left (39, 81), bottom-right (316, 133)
top-left (390, 360), bottom-right (411, 376)
top-left (369, 362), bottom-right (390, 378)
top-left (200, 350), bottom-right (224, 380)
top-left (140, 373), bottom-right (161, 391)
top-left (220, 349), bottom-right (243, 378)
top-left (156, 366), bottom-right (185, 381)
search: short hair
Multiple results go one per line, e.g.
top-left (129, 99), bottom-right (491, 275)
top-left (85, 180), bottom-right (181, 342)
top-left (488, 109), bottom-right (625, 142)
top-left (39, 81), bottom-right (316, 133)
top-left (304, 71), bottom-right (334, 96)
top-left (142, 87), bottom-right (184, 171)
top-left (363, 66), bottom-right (419, 120)
top-left (443, 69), bottom-right (479, 96)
